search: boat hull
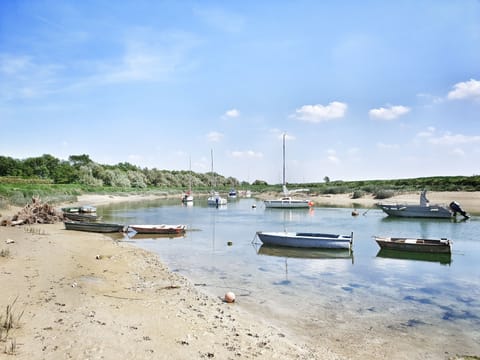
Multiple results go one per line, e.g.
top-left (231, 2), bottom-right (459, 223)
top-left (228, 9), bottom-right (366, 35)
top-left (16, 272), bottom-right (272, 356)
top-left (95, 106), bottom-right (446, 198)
top-left (129, 224), bottom-right (186, 235)
top-left (64, 221), bottom-right (125, 233)
top-left (64, 212), bottom-right (101, 222)
top-left (264, 198), bottom-right (311, 209)
top-left (256, 231), bottom-right (353, 249)
top-left (377, 204), bottom-right (452, 218)
top-left (374, 236), bottom-right (451, 254)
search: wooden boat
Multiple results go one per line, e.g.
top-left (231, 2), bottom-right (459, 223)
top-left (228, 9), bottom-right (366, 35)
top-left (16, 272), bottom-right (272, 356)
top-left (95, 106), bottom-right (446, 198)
top-left (64, 221), bottom-right (125, 233)
top-left (129, 224), bottom-right (186, 235)
top-left (373, 236), bottom-right (451, 254)
top-left (256, 231), bottom-right (353, 249)
top-left (64, 212), bottom-right (101, 222)
top-left (264, 134), bottom-right (312, 209)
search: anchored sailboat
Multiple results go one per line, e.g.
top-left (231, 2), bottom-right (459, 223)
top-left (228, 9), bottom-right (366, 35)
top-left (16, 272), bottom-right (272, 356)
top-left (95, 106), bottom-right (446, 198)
top-left (264, 133), bottom-right (312, 209)
top-left (207, 149), bottom-right (227, 207)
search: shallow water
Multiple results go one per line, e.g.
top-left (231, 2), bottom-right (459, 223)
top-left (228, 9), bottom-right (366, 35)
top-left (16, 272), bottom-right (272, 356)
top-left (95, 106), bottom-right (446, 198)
top-left (99, 198), bottom-right (480, 357)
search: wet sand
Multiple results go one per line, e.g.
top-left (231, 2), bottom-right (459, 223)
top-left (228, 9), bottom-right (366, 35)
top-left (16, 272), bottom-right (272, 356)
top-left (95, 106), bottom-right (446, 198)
top-left (1, 191), bottom-right (478, 359)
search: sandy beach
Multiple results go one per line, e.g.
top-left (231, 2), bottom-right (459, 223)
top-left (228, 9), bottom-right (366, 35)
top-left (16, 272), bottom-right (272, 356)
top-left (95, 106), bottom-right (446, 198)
top-left (1, 191), bottom-right (478, 359)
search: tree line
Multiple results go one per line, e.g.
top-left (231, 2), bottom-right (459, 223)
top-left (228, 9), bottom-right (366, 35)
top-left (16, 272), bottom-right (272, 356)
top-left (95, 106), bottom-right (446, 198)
top-left (0, 154), bottom-right (246, 189)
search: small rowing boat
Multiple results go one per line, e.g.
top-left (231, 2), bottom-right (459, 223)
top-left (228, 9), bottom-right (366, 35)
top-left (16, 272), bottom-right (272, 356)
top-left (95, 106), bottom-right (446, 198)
top-left (373, 236), bottom-right (451, 254)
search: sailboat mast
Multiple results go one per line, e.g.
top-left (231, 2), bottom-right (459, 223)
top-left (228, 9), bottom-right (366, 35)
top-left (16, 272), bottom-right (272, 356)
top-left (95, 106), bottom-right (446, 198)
top-left (282, 133), bottom-right (286, 187)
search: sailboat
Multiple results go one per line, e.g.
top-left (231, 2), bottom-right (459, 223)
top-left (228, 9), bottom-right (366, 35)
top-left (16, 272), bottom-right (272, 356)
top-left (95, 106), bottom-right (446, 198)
top-left (207, 149), bottom-right (227, 207)
top-left (182, 157), bottom-right (194, 204)
top-left (264, 133), bottom-right (312, 209)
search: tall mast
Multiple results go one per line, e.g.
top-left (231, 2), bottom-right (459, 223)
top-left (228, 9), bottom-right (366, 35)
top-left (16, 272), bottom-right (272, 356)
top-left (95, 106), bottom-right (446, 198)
top-left (282, 133), bottom-right (286, 187)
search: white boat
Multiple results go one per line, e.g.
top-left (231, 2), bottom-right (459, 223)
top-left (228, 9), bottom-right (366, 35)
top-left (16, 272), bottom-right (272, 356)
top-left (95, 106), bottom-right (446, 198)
top-left (228, 188), bottom-right (237, 198)
top-left (264, 134), bottom-right (312, 209)
top-left (377, 190), bottom-right (469, 219)
top-left (207, 191), bottom-right (227, 206)
top-left (182, 157), bottom-right (194, 203)
top-left (256, 231), bottom-right (353, 249)
top-left (207, 149), bottom-right (227, 207)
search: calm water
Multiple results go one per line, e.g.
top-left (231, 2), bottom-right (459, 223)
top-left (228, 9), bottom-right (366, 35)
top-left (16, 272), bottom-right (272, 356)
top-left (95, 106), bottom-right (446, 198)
top-left (99, 197), bottom-right (480, 356)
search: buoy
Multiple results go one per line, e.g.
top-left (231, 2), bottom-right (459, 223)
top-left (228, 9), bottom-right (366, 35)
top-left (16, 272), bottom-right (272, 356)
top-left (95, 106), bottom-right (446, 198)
top-left (224, 291), bottom-right (236, 303)
top-left (227, 241), bottom-right (233, 246)
top-left (352, 210), bottom-right (359, 216)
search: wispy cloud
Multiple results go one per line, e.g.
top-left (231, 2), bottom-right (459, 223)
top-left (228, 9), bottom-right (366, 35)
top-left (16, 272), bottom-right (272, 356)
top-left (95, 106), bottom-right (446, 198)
top-left (207, 131), bottom-right (224, 142)
top-left (369, 105), bottom-right (410, 120)
top-left (428, 132), bottom-right (480, 145)
top-left (291, 101), bottom-right (347, 123)
top-left (223, 108), bottom-right (240, 118)
top-left (447, 79), bottom-right (480, 101)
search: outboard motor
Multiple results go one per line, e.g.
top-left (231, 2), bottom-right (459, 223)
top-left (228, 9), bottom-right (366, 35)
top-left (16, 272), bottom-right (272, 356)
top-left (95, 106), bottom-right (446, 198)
top-left (449, 201), bottom-right (470, 219)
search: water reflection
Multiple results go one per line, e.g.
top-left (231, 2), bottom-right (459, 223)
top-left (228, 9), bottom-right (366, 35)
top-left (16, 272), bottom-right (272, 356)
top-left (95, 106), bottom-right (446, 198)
top-left (376, 249), bottom-right (452, 266)
top-left (257, 244), bottom-right (354, 261)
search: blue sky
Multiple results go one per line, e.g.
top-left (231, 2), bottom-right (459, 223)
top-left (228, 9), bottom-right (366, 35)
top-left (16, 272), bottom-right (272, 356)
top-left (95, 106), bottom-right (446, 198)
top-left (1, 0), bottom-right (479, 184)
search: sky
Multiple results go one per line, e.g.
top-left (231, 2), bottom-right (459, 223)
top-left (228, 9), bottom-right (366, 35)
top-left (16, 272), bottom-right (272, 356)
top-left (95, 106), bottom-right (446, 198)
top-left (0, 0), bottom-right (479, 184)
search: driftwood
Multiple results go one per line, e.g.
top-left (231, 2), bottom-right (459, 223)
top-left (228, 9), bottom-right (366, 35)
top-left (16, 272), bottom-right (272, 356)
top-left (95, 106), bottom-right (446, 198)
top-left (0, 196), bottom-right (64, 226)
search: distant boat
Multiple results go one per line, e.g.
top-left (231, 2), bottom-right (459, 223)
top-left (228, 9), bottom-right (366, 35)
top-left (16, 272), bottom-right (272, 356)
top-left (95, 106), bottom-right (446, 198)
top-left (182, 157), bottom-right (194, 204)
top-left (373, 235), bottom-right (452, 254)
top-left (129, 224), bottom-right (186, 235)
top-left (64, 212), bottom-right (101, 222)
top-left (207, 149), bottom-right (227, 206)
top-left (256, 231), bottom-right (353, 249)
top-left (64, 221), bottom-right (125, 233)
top-left (228, 188), bottom-right (237, 198)
top-left (376, 190), bottom-right (469, 219)
top-left (80, 205), bottom-right (97, 213)
top-left (264, 134), bottom-right (312, 209)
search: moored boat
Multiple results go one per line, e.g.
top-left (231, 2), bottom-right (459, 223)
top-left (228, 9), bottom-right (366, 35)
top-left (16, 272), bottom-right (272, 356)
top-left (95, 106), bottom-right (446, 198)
top-left (377, 190), bottom-right (469, 219)
top-left (129, 224), bottom-right (186, 235)
top-left (264, 134), bottom-right (312, 209)
top-left (256, 231), bottom-right (353, 249)
top-left (64, 221), bottom-right (125, 233)
top-left (373, 235), bottom-right (452, 254)
top-left (64, 212), bottom-right (101, 222)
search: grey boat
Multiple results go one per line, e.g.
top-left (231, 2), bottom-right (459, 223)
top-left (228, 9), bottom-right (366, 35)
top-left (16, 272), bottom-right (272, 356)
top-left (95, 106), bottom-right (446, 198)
top-left (64, 221), bottom-right (125, 233)
top-left (377, 190), bottom-right (469, 219)
top-left (256, 231), bottom-right (353, 249)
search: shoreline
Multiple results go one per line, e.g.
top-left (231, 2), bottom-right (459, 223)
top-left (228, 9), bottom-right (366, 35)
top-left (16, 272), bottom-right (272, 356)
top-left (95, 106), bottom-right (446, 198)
top-left (1, 191), bottom-right (478, 359)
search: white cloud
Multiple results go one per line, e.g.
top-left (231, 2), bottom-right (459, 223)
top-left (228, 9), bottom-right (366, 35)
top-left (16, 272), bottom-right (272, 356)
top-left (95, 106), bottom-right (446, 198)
top-left (230, 150), bottom-right (263, 158)
top-left (416, 127), bottom-right (436, 138)
top-left (452, 148), bottom-right (465, 156)
top-left (447, 79), bottom-right (480, 101)
top-left (326, 149), bottom-right (340, 164)
top-left (291, 101), bottom-right (347, 123)
top-left (207, 131), bottom-right (224, 142)
top-left (369, 105), bottom-right (411, 120)
top-left (224, 109), bottom-right (240, 118)
top-left (428, 133), bottom-right (480, 145)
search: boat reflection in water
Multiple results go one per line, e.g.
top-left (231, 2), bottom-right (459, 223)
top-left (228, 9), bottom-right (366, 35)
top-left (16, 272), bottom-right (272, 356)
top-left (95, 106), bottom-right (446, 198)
top-left (127, 232), bottom-right (187, 240)
top-left (257, 244), bottom-right (354, 262)
top-left (376, 249), bottom-right (452, 266)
